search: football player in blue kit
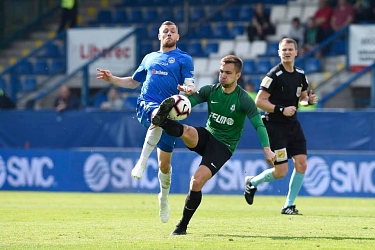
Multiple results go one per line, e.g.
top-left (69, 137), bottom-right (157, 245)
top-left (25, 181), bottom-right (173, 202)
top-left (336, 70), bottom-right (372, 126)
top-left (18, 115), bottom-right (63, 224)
top-left (97, 21), bottom-right (195, 223)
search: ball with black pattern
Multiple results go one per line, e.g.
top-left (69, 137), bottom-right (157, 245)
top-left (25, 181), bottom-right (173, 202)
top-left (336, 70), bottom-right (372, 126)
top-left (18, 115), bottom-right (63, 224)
top-left (168, 94), bottom-right (191, 121)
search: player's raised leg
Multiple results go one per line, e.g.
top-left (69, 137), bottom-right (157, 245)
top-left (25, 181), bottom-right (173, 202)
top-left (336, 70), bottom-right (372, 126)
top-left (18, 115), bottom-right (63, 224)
top-left (131, 126), bottom-right (163, 179)
top-left (152, 97), bottom-right (175, 127)
top-left (132, 103), bottom-right (165, 180)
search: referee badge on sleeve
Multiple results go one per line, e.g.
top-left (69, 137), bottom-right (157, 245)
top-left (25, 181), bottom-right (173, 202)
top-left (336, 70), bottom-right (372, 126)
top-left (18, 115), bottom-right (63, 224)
top-left (261, 76), bottom-right (273, 88)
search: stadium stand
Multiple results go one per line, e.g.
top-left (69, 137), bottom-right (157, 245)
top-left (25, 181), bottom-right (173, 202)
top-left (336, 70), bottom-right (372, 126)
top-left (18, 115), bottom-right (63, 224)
top-left (15, 60), bottom-right (33, 75)
top-left (0, 0), bottom-right (372, 110)
top-left (33, 59), bottom-right (49, 75)
top-left (0, 77), bottom-right (7, 91)
top-left (50, 59), bottom-right (65, 74)
top-left (203, 41), bottom-right (219, 56)
top-left (112, 9), bottom-right (127, 24)
top-left (304, 58), bottom-right (322, 74)
top-left (22, 77), bottom-right (37, 92)
top-left (39, 43), bottom-right (61, 58)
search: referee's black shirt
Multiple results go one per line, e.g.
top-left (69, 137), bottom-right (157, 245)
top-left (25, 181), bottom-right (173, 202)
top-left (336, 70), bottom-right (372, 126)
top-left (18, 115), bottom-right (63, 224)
top-left (260, 63), bottom-right (308, 123)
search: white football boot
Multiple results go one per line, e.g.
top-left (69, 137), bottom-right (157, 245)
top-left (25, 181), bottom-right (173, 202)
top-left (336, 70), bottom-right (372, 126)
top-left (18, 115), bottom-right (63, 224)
top-left (158, 192), bottom-right (170, 223)
top-left (131, 159), bottom-right (147, 179)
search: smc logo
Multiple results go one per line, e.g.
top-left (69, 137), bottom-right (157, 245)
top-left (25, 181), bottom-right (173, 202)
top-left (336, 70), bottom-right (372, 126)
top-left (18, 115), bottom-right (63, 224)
top-left (0, 155), bottom-right (54, 189)
top-left (83, 154), bottom-right (159, 192)
top-left (304, 156), bottom-right (375, 196)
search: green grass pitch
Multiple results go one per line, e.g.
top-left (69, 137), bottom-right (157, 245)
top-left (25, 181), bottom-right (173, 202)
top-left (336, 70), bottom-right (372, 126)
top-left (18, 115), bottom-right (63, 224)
top-left (0, 192), bottom-right (374, 249)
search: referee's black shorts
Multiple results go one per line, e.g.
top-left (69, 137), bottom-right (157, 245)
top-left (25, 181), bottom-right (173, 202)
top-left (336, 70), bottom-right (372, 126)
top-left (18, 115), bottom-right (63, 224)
top-left (187, 127), bottom-right (232, 176)
top-left (265, 120), bottom-right (307, 165)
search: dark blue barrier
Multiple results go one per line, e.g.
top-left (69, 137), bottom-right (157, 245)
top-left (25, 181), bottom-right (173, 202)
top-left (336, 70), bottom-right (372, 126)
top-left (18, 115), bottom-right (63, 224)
top-left (0, 149), bottom-right (374, 197)
top-left (0, 110), bottom-right (374, 151)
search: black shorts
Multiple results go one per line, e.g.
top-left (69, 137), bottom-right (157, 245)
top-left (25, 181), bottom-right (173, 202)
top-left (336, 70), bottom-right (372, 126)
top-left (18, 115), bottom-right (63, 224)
top-left (265, 120), bottom-right (306, 165)
top-left (187, 127), bottom-right (232, 176)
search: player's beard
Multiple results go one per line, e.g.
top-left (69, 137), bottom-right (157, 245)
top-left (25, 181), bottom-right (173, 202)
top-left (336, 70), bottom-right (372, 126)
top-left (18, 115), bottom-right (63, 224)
top-left (163, 39), bottom-right (176, 49)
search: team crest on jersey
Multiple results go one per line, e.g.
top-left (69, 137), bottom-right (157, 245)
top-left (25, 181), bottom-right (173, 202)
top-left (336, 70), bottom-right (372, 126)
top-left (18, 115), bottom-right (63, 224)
top-left (296, 86), bottom-right (302, 97)
top-left (168, 57), bottom-right (175, 64)
top-left (230, 104), bottom-right (235, 112)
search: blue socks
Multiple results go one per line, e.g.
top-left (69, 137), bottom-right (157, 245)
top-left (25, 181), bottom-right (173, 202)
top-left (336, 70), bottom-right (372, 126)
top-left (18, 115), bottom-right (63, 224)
top-left (250, 168), bottom-right (304, 208)
top-left (284, 169), bottom-right (304, 208)
top-left (250, 168), bottom-right (276, 186)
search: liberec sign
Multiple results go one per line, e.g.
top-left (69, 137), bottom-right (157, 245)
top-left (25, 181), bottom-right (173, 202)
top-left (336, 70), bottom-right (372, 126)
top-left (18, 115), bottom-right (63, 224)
top-left (0, 150), bottom-right (374, 197)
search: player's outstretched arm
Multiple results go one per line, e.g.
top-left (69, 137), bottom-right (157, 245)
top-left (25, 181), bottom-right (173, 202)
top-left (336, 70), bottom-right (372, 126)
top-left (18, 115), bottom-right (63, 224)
top-left (177, 84), bottom-right (195, 96)
top-left (96, 68), bottom-right (140, 89)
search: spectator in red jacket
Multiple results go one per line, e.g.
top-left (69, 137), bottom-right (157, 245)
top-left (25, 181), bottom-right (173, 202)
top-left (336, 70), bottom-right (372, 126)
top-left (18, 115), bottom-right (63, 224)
top-left (331, 0), bottom-right (355, 32)
top-left (314, 0), bottom-right (334, 43)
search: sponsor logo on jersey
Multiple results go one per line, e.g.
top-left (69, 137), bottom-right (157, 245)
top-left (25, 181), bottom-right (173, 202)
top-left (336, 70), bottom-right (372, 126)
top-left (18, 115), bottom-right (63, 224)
top-left (152, 61), bottom-right (168, 66)
top-left (152, 69), bottom-right (168, 75)
top-left (261, 76), bottom-right (273, 88)
top-left (209, 112), bottom-right (234, 125)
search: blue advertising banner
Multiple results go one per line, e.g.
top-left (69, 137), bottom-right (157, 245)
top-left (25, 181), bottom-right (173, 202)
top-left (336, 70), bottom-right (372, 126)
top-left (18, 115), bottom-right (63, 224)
top-left (0, 110), bottom-right (374, 151)
top-left (0, 149), bottom-right (374, 197)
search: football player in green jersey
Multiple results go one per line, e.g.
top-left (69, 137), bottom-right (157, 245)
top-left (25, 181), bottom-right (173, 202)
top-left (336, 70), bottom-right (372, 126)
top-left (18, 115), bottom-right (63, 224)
top-left (151, 55), bottom-right (276, 235)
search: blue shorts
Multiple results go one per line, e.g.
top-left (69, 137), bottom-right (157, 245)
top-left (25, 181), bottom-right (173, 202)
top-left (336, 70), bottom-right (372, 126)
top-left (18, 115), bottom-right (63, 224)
top-left (136, 100), bottom-right (176, 153)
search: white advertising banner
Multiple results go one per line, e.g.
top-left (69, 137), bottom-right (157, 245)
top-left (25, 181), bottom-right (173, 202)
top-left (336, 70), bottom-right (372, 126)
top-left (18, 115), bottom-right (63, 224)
top-left (349, 24), bottom-right (375, 72)
top-left (67, 27), bottom-right (136, 75)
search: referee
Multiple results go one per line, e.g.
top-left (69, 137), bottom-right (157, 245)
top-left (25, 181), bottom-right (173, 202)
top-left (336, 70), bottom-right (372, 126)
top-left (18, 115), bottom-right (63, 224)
top-left (244, 38), bottom-right (317, 215)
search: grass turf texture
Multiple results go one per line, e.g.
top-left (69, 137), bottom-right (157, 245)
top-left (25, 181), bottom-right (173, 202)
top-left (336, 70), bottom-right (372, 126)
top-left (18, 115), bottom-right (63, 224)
top-left (0, 192), bottom-right (374, 250)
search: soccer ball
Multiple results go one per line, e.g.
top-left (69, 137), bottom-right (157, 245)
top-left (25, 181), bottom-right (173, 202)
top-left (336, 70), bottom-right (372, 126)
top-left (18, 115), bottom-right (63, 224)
top-left (168, 94), bottom-right (191, 121)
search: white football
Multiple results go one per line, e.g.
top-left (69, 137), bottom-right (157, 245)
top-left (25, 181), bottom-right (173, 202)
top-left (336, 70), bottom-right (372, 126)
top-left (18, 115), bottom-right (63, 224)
top-left (168, 94), bottom-right (191, 121)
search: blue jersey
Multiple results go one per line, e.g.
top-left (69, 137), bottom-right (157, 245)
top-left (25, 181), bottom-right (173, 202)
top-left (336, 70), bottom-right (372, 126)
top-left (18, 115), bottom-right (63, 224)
top-left (132, 48), bottom-right (194, 104)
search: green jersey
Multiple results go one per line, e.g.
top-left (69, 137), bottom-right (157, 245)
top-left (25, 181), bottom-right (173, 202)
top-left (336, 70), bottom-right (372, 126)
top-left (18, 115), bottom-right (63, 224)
top-left (189, 83), bottom-right (264, 153)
